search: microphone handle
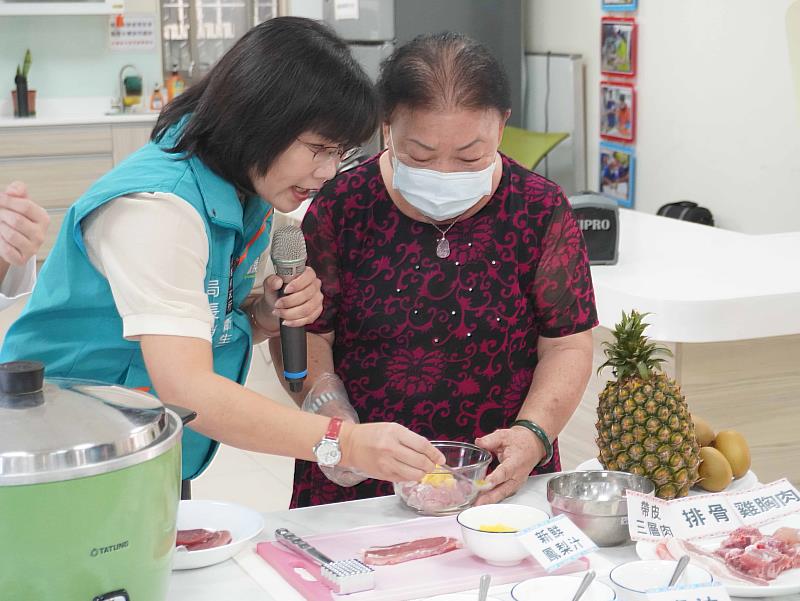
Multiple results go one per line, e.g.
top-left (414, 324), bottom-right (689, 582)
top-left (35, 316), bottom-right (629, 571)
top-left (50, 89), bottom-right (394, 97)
top-left (277, 286), bottom-right (307, 392)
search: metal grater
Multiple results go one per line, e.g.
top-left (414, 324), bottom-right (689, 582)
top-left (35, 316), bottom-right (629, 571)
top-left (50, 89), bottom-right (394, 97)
top-left (275, 528), bottom-right (375, 594)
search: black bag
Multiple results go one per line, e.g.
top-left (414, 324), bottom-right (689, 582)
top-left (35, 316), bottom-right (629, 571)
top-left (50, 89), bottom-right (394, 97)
top-left (657, 201), bottom-right (714, 226)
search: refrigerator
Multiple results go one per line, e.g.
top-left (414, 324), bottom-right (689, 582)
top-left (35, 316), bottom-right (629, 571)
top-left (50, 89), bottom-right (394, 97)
top-left (321, 0), bottom-right (525, 155)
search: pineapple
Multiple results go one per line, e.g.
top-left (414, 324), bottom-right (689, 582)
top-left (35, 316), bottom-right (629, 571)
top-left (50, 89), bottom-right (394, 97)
top-left (595, 310), bottom-right (700, 499)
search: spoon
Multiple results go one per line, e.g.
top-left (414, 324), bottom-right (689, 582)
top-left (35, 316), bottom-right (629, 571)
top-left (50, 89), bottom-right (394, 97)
top-left (668, 555), bottom-right (690, 588)
top-left (477, 573), bottom-right (491, 601)
top-left (570, 570), bottom-right (595, 601)
top-left (436, 464), bottom-right (494, 491)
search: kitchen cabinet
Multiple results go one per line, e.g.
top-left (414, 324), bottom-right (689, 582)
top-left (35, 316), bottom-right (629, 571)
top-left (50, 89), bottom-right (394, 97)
top-left (0, 121), bottom-right (152, 259)
top-left (161, 0), bottom-right (281, 85)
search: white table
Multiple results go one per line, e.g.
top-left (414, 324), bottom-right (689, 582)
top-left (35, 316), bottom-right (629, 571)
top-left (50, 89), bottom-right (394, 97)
top-left (591, 209), bottom-right (800, 343)
top-left (167, 474), bottom-right (794, 601)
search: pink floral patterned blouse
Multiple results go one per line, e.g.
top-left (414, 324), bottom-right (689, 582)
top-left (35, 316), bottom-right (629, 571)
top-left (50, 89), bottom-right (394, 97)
top-left (291, 153), bottom-right (597, 508)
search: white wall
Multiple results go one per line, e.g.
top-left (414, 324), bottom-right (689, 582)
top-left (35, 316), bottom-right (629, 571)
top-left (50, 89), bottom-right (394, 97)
top-left (527, 0), bottom-right (800, 234)
top-left (0, 0), bottom-right (162, 100)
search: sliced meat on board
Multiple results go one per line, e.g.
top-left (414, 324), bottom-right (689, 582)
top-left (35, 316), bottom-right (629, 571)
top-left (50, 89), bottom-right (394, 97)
top-left (362, 536), bottom-right (461, 566)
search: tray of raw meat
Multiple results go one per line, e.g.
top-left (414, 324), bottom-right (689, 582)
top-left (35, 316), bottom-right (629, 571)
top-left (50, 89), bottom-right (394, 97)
top-left (636, 515), bottom-right (800, 597)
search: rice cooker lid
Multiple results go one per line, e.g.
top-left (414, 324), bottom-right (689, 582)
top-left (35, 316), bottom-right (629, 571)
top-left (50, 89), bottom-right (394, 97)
top-left (0, 361), bottom-right (177, 486)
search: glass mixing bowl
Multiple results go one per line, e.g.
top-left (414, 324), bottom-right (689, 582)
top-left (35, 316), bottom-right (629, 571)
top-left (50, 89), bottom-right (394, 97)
top-left (394, 441), bottom-right (492, 516)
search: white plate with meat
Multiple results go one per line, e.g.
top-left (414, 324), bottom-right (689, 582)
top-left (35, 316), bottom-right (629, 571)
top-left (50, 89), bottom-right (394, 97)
top-left (636, 516), bottom-right (800, 597)
top-left (173, 500), bottom-right (265, 570)
top-left (575, 458), bottom-right (759, 494)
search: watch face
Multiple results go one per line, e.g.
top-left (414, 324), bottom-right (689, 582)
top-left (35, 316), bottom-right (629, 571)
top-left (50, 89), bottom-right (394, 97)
top-left (315, 439), bottom-right (342, 467)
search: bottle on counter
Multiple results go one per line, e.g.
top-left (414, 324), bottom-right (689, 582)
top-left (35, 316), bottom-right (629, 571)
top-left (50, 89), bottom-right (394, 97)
top-left (150, 83), bottom-right (164, 112)
top-left (165, 65), bottom-right (186, 102)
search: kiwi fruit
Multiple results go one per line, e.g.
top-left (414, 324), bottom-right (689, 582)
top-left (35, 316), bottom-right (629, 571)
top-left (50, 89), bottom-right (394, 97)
top-left (714, 430), bottom-right (751, 478)
top-left (693, 416), bottom-right (716, 447)
top-left (697, 446), bottom-right (733, 492)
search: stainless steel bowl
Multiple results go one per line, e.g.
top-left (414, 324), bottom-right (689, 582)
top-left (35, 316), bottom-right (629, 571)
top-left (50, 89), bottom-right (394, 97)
top-left (546, 470), bottom-right (655, 547)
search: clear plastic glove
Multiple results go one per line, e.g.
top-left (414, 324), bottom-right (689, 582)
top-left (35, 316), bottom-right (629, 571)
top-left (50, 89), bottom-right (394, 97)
top-left (302, 373), bottom-right (368, 487)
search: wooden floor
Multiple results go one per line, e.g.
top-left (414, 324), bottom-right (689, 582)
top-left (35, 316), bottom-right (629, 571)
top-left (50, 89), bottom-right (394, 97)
top-left (559, 328), bottom-right (799, 486)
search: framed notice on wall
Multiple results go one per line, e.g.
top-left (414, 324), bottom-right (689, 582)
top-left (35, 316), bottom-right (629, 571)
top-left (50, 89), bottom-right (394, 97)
top-left (601, 17), bottom-right (637, 78)
top-left (600, 81), bottom-right (636, 143)
top-left (599, 141), bottom-right (635, 208)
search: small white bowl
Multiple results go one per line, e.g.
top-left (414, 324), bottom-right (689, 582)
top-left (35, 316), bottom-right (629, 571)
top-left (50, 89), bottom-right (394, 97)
top-left (609, 560), bottom-right (714, 601)
top-left (172, 500), bottom-right (265, 570)
top-left (512, 575), bottom-right (617, 601)
top-left (457, 503), bottom-right (549, 566)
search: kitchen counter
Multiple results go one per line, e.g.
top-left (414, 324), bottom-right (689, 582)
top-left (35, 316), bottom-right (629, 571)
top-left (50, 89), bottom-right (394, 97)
top-left (0, 112), bottom-right (158, 128)
top-left (167, 474), bottom-right (795, 601)
top-left (0, 95), bottom-right (159, 128)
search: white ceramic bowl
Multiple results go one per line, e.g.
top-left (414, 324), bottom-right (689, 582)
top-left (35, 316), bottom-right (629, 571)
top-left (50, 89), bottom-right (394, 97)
top-left (512, 575), bottom-right (617, 601)
top-left (456, 503), bottom-right (549, 566)
top-left (609, 560), bottom-right (714, 601)
top-left (172, 500), bottom-right (265, 570)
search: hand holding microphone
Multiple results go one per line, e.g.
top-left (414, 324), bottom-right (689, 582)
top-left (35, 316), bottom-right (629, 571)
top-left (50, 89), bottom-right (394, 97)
top-left (265, 225), bottom-right (322, 392)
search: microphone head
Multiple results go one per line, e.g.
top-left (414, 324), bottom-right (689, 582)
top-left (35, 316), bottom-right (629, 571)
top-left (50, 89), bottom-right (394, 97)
top-left (271, 225), bottom-right (307, 279)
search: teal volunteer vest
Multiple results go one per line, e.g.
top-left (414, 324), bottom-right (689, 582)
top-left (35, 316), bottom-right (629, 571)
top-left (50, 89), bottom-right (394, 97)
top-left (0, 124), bottom-right (273, 479)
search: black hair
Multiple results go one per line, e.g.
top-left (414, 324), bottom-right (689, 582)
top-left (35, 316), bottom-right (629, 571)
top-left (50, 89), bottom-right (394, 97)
top-left (377, 31), bottom-right (511, 121)
top-left (152, 17), bottom-right (378, 193)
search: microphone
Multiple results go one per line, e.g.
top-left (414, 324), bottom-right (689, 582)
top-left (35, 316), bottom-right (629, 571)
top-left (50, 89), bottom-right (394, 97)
top-left (270, 225), bottom-right (308, 392)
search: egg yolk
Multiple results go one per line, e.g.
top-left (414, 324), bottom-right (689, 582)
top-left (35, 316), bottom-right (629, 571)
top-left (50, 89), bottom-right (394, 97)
top-left (420, 472), bottom-right (456, 487)
top-left (478, 523), bottom-right (517, 533)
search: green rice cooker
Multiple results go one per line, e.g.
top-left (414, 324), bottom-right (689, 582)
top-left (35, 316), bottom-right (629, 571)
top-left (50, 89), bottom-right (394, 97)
top-left (0, 361), bottom-right (191, 601)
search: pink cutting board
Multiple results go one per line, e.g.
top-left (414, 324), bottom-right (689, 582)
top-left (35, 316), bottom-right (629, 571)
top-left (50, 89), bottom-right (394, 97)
top-left (256, 516), bottom-right (589, 601)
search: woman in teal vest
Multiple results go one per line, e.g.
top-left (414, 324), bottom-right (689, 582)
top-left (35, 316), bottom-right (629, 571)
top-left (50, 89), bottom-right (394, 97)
top-left (1, 17), bottom-right (444, 492)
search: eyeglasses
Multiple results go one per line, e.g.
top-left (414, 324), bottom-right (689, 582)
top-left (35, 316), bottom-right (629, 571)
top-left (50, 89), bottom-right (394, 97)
top-left (297, 139), bottom-right (360, 165)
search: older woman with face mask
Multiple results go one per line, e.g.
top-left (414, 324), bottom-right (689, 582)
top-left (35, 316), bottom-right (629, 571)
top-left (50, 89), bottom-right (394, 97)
top-left (280, 32), bottom-right (598, 508)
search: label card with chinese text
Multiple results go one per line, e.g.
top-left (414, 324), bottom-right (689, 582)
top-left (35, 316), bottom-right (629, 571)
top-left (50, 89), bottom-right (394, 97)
top-left (516, 514), bottom-right (598, 571)
top-left (627, 478), bottom-right (800, 542)
top-left (645, 583), bottom-right (732, 601)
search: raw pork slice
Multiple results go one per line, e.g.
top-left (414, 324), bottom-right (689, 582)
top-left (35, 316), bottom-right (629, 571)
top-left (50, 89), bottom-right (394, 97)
top-left (177, 529), bottom-right (215, 547)
top-left (362, 536), bottom-right (461, 566)
top-left (657, 538), bottom-right (770, 586)
top-left (188, 530), bottom-right (232, 551)
top-left (656, 525), bottom-right (800, 586)
top-left (176, 528), bottom-right (233, 551)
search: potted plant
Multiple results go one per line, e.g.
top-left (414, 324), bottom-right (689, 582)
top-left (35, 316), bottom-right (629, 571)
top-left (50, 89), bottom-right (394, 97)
top-left (12, 49), bottom-right (35, 118)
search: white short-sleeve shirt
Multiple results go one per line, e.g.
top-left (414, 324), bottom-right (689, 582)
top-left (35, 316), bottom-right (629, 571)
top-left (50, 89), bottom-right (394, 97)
top-left (82, 192), bottom-right (217, 342)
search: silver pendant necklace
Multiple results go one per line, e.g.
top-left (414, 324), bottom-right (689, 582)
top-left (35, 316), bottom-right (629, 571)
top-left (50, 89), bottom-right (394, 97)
top-left (430, 217), bottom-right (459, 258)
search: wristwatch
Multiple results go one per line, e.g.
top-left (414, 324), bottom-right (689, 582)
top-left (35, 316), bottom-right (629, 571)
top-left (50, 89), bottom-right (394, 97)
top-left (313, 417), bottom-right (344, 468)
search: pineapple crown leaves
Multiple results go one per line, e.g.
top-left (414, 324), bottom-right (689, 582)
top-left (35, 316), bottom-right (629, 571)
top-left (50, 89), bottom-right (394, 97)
top-left (598, 310), bottom-right (673, 381)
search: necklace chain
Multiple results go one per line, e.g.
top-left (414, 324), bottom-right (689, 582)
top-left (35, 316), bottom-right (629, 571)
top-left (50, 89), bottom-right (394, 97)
top-left (430, 218), bottom-right (458, 238)
top-left (430, 217), bottom-right (459, 258)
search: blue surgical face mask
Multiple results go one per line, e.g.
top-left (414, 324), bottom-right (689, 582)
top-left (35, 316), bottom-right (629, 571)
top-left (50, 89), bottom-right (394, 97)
top-left (389, 129), bottom-right (496, 221)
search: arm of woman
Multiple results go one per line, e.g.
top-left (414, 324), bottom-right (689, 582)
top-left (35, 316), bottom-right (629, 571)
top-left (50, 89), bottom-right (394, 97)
top-left (475, 331), bottom-right (593, 504)
top-left (84, 192), bottom-right (442, 482)
top-left (142, 333), bottom-right (443, 481)
top-left (476, 186), bottom-right (598, 504)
